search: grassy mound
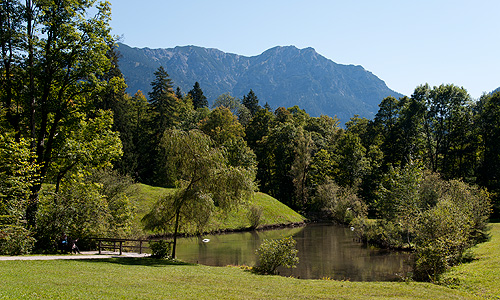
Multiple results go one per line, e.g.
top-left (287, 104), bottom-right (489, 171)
top-left (128, 183), bottom-right (305, 236)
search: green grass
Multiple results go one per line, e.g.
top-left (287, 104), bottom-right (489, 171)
top-left (0, 258), bottom-right (480, 299)
top-left (441, 223), bottom-right (500, 299)
top-left (3, 223), bottom-right (500, 299)
top-left (127, 184), bottom-right (305, 236)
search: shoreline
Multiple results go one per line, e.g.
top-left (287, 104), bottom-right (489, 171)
top-left (148, 221), bottom-right (307, 239)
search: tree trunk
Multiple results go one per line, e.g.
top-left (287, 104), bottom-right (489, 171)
top-left (171, 207), bottom-right (181, 258)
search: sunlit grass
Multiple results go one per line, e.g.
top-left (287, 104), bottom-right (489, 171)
top-left (0, 258), bottom-right (480, 299)
top-left (127, 184), bottom-right (305, 236)
top-left (441, 223), bottom-right (500, 299)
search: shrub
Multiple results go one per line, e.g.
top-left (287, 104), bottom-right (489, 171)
top-left (354, 219), bottom-right (405, 249)
top-left (0, 225), bottom-right (36, 255)
top-left (413, 244), bottom-right (448, 283)
top-left (247, 205), bottom-right (263, 229)
top-left (150, 240), bottom-right (172, 259)
top-left (316, 181), bottom-right (367, 224)
top-left (254, 237), bottom-right (299, 275)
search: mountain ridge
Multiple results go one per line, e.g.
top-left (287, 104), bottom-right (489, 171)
top-left (116, 43), bottom-right (403, 122)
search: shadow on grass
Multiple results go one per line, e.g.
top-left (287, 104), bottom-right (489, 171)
top-left (79, 257), bottom-right (196, 268)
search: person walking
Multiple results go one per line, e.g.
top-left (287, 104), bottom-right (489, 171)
top-left (70, 238), bottom-right (81, 254)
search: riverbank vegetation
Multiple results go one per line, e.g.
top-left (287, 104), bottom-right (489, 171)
top-left (0, 0), bottom-right (498, 286)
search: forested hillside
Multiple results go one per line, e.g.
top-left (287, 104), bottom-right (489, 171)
top-left (116, 43), bottom-right (403, 122)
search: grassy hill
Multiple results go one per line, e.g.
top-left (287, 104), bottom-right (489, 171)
top-left (128, 183), bottom-right (305, 237)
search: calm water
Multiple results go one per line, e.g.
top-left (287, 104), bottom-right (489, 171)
top-left (175, 223), bottom-right (412, 281)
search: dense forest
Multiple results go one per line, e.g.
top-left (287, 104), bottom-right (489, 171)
top-left (0, 0), bottom-right (497, 282)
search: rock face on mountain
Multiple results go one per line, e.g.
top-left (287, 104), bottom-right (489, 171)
top-left (117, 43), bottom-right (403, 122)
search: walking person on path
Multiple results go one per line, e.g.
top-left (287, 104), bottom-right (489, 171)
top-left (70, 238), bottom-right (81, 254)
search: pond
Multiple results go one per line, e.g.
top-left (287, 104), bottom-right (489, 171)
top-left (175, 223), bottom-right (412, 281)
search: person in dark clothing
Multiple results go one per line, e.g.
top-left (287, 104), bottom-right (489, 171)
top-left (70, 238), bottom-right (81, 254)
top-left (61, 234), bottom-right (69, 252)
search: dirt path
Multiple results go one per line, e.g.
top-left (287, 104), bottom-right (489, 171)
top-left (0, 251), bottom-right (150, 261)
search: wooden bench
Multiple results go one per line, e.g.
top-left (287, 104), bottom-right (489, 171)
top-left (93, 238), bottom-right (152, 255)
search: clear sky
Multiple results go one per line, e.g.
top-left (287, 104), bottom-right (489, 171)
top-left (108, 0), bottom-right (499, 99)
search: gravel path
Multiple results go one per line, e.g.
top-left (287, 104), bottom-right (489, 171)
top-left (0, 251), bottom-right (150, 261)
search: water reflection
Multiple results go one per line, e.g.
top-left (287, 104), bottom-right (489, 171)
top-left (175, 224), bottom-right (412, 281)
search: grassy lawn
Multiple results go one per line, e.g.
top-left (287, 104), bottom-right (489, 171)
top-left (128, 183), bottom-right (305, 236)
top-left (441, 223), bottom-right (500, 299)
top-left (0, 258), bottom-right (480, 299)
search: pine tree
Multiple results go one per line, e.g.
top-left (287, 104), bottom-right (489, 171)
top-left (242, 89), bottom-right (261, 116)
top-left (175, 86), bottom-right (183, 99)
top-left (188, 82), bottom-right (208, 109)
top-left (148, 66), bottom-right (179, 134)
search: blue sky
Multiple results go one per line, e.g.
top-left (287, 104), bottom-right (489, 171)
top-left (108, 0), bottom-right (499, 99)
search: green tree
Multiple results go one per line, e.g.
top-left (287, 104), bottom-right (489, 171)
top-left (244, 109), bottom-right (275, 193)
top-left (376, 162), bottom-right (424, 246)
top-left (113, 90), bottom-right (149, 178)
top-left (0, 132), bottom-right (37, 223)
top-left (415, 84), bottom-right (472, 176)
top-left (175, 86), bottom-right (183, 99)
top-left (396, 96), bottom-right (426, 166)
top-left (290, 129), bottom-right (314, 208)
top-left (148, 66), bottom-right (179, 134)
top-left (188, 81), bottom-right (208, 109)
top-left (48, 110), bottom-right (123, 193)
top-left (145, 67), bottom-right (193, 185)
top-left (413, 179), bottom-right (490, 282)
top-left (374, 97), bottom-right (402, 167)
top-left (0, 130), bottom-right (38, 254)
top-left (264, 123), bottom-right (298, 207)
top-left (335, 131), bottom-right (369, 188)
top-left (242, 89), bottom-right (261, 116)
top-left (0, 0), bottom-right (24, 136)
top-left (0, 0), bottom-right (116, 228)
top-left (142, 129), bottom-right (256, 258)
top-left (213, 93), bottom-right (242, 115)
top-left (304, 114), bottom-right (341, 151)
top-left (477, 91), bottom-right (500, 215)
top-left (199, 107), bottom-right (256, 168)
top-left (199, 107), bottom-right (245, 145)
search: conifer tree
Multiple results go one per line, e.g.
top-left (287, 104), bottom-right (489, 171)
top-left (148, 66), bottom-right (179, 135)
top-left (175, 87), bottom-right (183, 99)
top-left (242, 89), bottom-right (262, 116)
top-left (188, 82), bottom-right (208, 109)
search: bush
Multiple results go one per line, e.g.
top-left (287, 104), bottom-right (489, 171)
top-left (413, 245), bottom-right (448, 283)
top-left (254, 237), bottom-right (299, 275)
top-left (316, 181), bottom-right (367, 224)
top-left (0, 225), bottom-right (36, 255)
top-left (247, 205), bottom-right (263, 229)
top-left (352, 218), bottom-right (405, 249)
top-left (149, 240), bottom-right (172, 259)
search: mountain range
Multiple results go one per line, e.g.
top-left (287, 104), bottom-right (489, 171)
top-left (116, 43), bottom-right (404, 122)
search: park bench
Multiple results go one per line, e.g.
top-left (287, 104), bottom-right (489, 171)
top-left (92, 238), bottom-right (152, 255)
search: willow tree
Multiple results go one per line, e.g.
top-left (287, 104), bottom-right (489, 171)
top-left (142, 129), bottom-right (256, 258)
